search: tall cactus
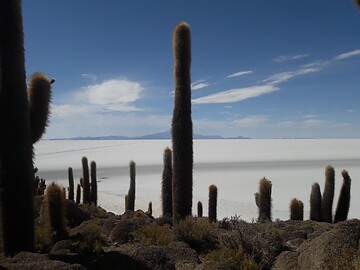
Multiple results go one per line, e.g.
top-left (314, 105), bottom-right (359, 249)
top-left (172, 22), bottom-right (193, 224)
top-left (76, 184), bottom-right (81, 204)
top-left (90, 160), bottom-right (97, 206)
top-left (162, 147), bottom-right (173, 217)
top-left (208, 185), bottom-right (218, 223)
top-left (127, 160), bottom-right (136, 211)
top-left (334, 170), bottom-right (351, 223)
top-left (258, 177), bottom-right (272, 222)
top-left (321, 165), bottom-right (335, 223)
top-left (290, 198), bottom-right (304, 221)
top-left (68, 167), bottom-right (74, 201)
top-left (197, 201), bottom-right (203, 218)
top-left (310, 182), bottom-right (322, 221)
top-left (0, 0), bottom-right (53, 255)
top-left (81, 156), bottom-right (90, 204)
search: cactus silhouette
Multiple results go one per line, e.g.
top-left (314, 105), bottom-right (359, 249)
top-left (45, 183), bottom-right (67, 242)
top-left (81, 156), bottom-right (90, 204)
top-left (68, 167), bottom-right (74, 201)
top-left (147, 202), bottom-right (153, 216)
top-left (172, 22), bottom-right (193, 223)
top-left (76, 184), bottom-right (81, 204)
top-left (208, 185), bottom-right (218, 223)
top-left (197, 201), bottom-right (203, 217)
top-left (125, 194), bottom-right (129, 211)
top-left (290, 198), bottom-right (304, 221)
top-left (334, 170), bottom-right (351, 223)
top-left (127, 160), bottom-right (136, 211)
top-left (310, 182), bottom-right (322, 221)
top-left (254, 192), bottom-right (260, 208)
top-left (90, 160), bottom-right (97, 206)
top-left (162, 147), bottom-right (173, 217)
top-left (321, 165), bottom-right (335, 223)
top-left (258, 177), bottom-right (272, 222)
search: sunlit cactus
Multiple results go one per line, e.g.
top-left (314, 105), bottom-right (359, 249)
top-left (162, 147), bottom-right (173, 217)
top-left (208, 185), bottom-right (218, 223)
top-left (334, 170), bottom-right (351, 223)
top-left (290, 198), bottom-right (304, 221)
top-left (258, 177), bottom-right (272, 222)
top-left (310, 182), bottom-right (322, 221)
top-left (321, 165), bottom-right (335, 223)
top-left (127, 160), bottom-right (136, 211)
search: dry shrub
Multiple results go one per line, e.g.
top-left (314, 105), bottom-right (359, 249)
top-left (132, 223), bottom-right (176, 246)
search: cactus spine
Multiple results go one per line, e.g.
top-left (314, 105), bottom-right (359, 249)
top-left (162, 147), bottom-right (173, 217)
top-left (90, 160), bottom-right (97, 206)
top-left (172, 22), bottom-right (193, 223)
top-left (197, 201), bottom-right (203, 217)
top-left (68, 167), bottom-right (74, 201)
top-left (321, 165), bottom-right (335, 223)
top-left (334, 170), bottom-right (351, 223)
top-left (258, 177), bottom-right (272, 222)
top-left (290, 198), bottom-right (304, 221)
top-left (45, 183), bottom-right (67, 242)
top-left (208, 185), bottom-right (218, 223)
top-left (310, 182), bottom-right (322, 221)
top-left (76, 184), bottom-right (81, 204)
top-left (127, 160), bottom-right (136, 211)
top-left (81, 156), bottom-right (90, 204)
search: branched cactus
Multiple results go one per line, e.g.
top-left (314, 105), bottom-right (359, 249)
top-left (258, 177), bottom-right (272, 222)
top-left (321, 165), bottom-right (335, 223)
top-left (127, 160), bottom-right (136, 211)
top-left (290, 198), bottom-right (304, 221)
top-left (310, 182), bottom-right (322, 221)
top-left (76, 184), bottom-right (81, 204)
top-left (45, 183), bottom-right (67, 242)
top-left (68, 167), bottom-right (74, 201)
top-left (90, 160), bottom-right (97, 206)
top-left (197, 201), bottom-right (203, 218)
top-left (172, 22), bottom-right (193, 224)
top-left (334, 170), bottom-right (351, 223)
top-left (208, 185), bottom-right (218, 223)
top-left (162, 147), bottom-right (173, 217)
top-left (81, 156), bottom-right (90, 204)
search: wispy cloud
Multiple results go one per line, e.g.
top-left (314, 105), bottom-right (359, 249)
top-left (191, 80), bottom-right (209, 90)
top-left (274, 54), bottom-right (309, 63)
top-left (275, 120), bottom-right (294, 128)
top-left (81, 73), bottom-right (98, 81)
top-left (233, 115), bottom-right (266, 127)
top-left (226, 70), bottom-right (253, 79)
top-left (302, 119), bottom-right (330, 128)
top-left (335, 49), bottom-right (360, 60)
top-left (263, 67), bottom-right (320, 85)
top-left (192, 85), bottom-right (278, 104)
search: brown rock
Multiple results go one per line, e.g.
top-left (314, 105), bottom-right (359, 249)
top-left (164, 241), bottom-right (200, 269)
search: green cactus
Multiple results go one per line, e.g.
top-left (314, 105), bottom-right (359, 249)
top-left (171, 22), bottom-right (193, 224)
top-left (90, 160), bottom-right (97, 206)
top-left (68, 167), bottom-right (74, 201)
top-left (321, 165), bottom-right (335, 223)
top-left (45, 183), bottom-right (67, 242)
top-left (334, 170), bottom-right (351, 223)
top-left (290, 198), bottom-right (304, 221)
top-left (162, 147), bottom-right (173, 217)
top-left (197, 201), bottom-right (203, 218)
top-left (208, 185), bottom-right (218, 223)
top-left (127, 160), bottom-right (136, 211)
top-left (81, 156), bottom-right (90, 204)
top-left (310, 182), bottom-right (322, 221)
top-left (76, 184), bottom-right (81, 204)
top-left (258, 177), bottom-right (272, 222)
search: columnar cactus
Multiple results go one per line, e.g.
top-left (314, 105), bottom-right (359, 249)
top-left (321, 165), bottom-right (335, 223)
top-left (90, 160), bottom-right (97, 206)
top-left (334, 170), bottom-right (351, 223)
top-left (258, 177), bottom-right (272, 222)
top-left (68, 167), bottom-right (74, 201)
top-left (310, 182), bottom-right (322, 221)
top-left (254, 192), bottom-right (260, 208)
top-left (172, 22), bottom-right (193, 224)
top-left (127, 160), bottom-right (136, 211)
top-left (162, 147), bottom-right (173, 217)
top-left (45, 183), bottom-right (67, 242)
top-left (208, 185), bottom-right (218, 223)
top-left (290, 198), bottom-right (304, 221)
top-left (81, 156), bottom-right (90, 204)
top-left (0, 0), bottom-right (52, 255)
top-left (76, 184), bottom-right (81, 204)
top-left (147, 202), bottom-right (153, 216)
top-left (125, 194), bottom-right (129, 211)
top-left (197, 201), bottom-right (203, 218)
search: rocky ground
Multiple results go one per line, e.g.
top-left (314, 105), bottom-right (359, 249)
top-left (1, 198), bottom-right (360, 270)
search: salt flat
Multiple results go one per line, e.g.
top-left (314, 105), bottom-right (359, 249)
top-left (33, 139), bottom-right (360, 221)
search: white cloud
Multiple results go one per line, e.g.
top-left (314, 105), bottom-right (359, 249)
top-left (335, 49), bottom-right (360, 60)
top-left (263, 67), bottom-right (320, 85)
top-left (52, 104), bottom-right (94, 118)
top-left (303, 114), bottom-right (318, 119)
top-left (302, 119), bottom-right (330, 128)
top-left (224, 105), bottom-right (232, 109)
top-left (191, 80), bottom-right (209, 90)
top-left (233, 115), bottom-right (266, 127)
top-left (192, 84), bottom-right (278, 104)
top-left (274, 54), bottom-right (309, 62)
top-left (226, 70), bottom-right (253, 79)
top-left (275, 121), bottom-right (294, 127)
top-left (81, 73), bottom-right (98, 81)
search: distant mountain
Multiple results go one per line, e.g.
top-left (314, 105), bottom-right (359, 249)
top-left (50, 131), bottom-right (250, 140)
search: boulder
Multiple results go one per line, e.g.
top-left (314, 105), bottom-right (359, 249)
top-left (164, 241), bottom-right (200, 269)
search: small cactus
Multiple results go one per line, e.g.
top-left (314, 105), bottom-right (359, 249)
top-left (310, 182), bottom-right (322, 221)
top-left (68, 167), bottom-right (74, 201)
top-left (197, 201), bottom-right (203, 217)
top-left (258, 177), bottom-right (272, 222)
top-left (90, 160), bottom-right (97, 206)
top-left (321, 165), bottom-right (335, 223)
top-left (162, 147), bottom-right (173, 217)
top-left (76, 184), bottom-right (81, 204)
top-left (290, 198), bottom-right (304, 221)
top-left (81, 156), bottom-right (90, 204)
top-left (334, 170), bottom-right (351, 223)
top-left (147, 202), bottom-right (153, 216)
top-left (208, 185), bottom-right (218, 223)
top-left (127, 160), bottom-right (136, 211)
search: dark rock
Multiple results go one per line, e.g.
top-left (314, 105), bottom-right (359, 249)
top-left (130, 245), bottom-right (175, 270)
top-left (164, 241), bottom-right (200, 269)
top-left (194, 261), bottom-right (229, 270)
top-left (102, 218), bottom-right (120, 237)
top-left (66, 200), bottom-right (90, 227)
top-left (108, 218), bottom-right (152, 244)
top-left (90, 251), bottom-right (150, 270)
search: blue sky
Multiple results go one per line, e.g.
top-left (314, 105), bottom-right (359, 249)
top-left (23, 1), bottom-right (360, 139)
